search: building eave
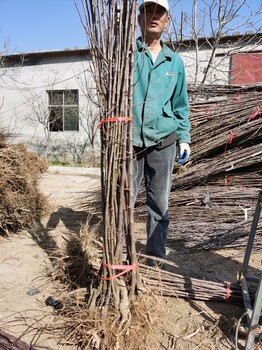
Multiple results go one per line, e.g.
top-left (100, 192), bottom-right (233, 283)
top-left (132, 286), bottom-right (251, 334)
top-left (1, 47), bottom-right (91, 66)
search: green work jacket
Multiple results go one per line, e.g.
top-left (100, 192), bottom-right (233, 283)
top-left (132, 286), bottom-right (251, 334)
top-left (132, 37), bottom-right (190, 148)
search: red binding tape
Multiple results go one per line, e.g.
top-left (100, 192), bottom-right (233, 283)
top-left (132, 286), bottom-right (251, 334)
top-left (248, 106), bottom-right (262, 122)
top-left (225, 281), bottom-right (231, 301)
top-left (224, 130), bottom-right (236, 156)
top-left (98, 261), bottom-right (139, 281)
top-left (98, 117), bottom-right (132, 128)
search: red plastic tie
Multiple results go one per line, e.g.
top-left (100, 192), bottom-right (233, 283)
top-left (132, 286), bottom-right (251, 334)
top-left (191, 106), bottom-right (211, 119)
top-left (98, 261), bottom-right (139, 281)
top-left (224, 176), bottom-right (233, 186)
top-left (225, 281), bottom-right (231, 301)
top-left (228, 130), bottom-right (236, 144)
top-left (224, 130), bottom-right (236, 156)
top-left (234, 85), bottom-right (245, 102)
top-left (98, 117), bottom-right (132, 128)
top-left (247, 106), bottom-right (262, 122)
top-left (235, 94), bottom-right (241, 102)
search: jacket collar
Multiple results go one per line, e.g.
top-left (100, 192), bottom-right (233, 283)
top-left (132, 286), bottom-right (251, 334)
top-left (136, 37), bottom-right (172, 60)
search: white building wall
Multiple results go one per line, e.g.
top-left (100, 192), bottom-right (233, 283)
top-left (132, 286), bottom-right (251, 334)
top-left (0, 52), bottom-right (98, 162)
top-left (178, 41), bottom-right (262, 85)
top-left (2, 39), bottom-right (260, 162)
top-left (178, 48), bottom-right (230, 85)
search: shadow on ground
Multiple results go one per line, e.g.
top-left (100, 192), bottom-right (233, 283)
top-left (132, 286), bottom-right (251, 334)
top-left (29, 206), bottom-right (88, 261)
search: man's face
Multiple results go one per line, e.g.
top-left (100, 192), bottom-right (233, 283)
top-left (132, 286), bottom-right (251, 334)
top-left (139, 4), bottom-right (169, 38)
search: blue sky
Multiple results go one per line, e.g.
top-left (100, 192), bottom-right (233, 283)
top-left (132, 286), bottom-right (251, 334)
top-left (0, 0), bottom-right (261, 54)
top-left (0, 0), bottom-right (88, 53)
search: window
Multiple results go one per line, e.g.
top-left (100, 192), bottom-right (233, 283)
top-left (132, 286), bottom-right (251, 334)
top-left (47, 90), bottom-right (79, 131)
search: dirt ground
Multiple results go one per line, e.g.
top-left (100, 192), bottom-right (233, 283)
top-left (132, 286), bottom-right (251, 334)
top-left (0, 168), bottom-right (261, 350)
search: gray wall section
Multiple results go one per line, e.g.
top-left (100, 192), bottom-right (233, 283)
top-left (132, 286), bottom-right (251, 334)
top-left (0, 51), bottom-right (99, 164)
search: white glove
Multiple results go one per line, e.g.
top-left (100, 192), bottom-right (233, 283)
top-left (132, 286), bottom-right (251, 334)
top-left (176, 143), bottom-right (191, 164)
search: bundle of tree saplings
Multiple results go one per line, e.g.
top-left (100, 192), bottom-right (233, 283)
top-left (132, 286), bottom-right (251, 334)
top-left (0, 131), bottom-right (48, 235)
top-left (139, 262), bottom-right (256, 304)
top-left (55, 1), bottom-right (149, 349)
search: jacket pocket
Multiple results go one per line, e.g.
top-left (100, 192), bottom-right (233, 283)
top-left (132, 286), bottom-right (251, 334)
top-left (162, 102), bottom-right (174, 118)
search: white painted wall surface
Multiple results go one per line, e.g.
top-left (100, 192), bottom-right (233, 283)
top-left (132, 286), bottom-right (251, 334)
top-left (0, 52), bottom-right (99, 162)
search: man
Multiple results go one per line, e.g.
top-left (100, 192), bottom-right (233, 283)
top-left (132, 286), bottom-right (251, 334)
top-left (132, 0), bottom-right (191, 259)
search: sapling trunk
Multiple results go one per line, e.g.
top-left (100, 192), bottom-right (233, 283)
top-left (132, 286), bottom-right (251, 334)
top-left (75, 0), bottom-right (140, 315)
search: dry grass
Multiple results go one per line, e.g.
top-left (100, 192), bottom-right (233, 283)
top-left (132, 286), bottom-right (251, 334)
top-left (0, 131), bottom-right (48, 235)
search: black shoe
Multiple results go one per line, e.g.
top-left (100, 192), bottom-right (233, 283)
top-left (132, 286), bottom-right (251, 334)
top-left (144, 257), bottom-right (163, 269)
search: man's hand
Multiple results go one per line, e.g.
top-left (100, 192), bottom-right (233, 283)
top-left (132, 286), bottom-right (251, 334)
top-left (176, 143), bottom-right (191, 164)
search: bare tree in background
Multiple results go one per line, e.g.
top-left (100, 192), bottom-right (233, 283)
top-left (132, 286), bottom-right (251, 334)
top-left (20, 75), bottom-right (99, 165)
top-left (76, 69), bottom-right (100, 165)
top-left (168, 0), bottom-right (262, 84)
top-left (0, 40), bottom-right (12, 110)
top-left (21, 89), bottom-right (54, 160)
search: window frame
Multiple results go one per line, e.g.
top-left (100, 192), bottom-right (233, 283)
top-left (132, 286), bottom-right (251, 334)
top-left (47, 89), bottom-right (79, 132)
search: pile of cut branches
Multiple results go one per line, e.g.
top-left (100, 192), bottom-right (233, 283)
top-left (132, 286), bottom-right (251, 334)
top-left (135, 84), bottom-right (262, 250)
top-left (0, 131), bottom-right (48, 235)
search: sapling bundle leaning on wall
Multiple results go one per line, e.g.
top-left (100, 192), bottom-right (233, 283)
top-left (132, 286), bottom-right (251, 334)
top-left (74, 0), bottom-right (142, 314)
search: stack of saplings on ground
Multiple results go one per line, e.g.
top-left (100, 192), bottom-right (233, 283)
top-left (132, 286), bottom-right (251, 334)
top-left (135, 84), bottom-right (262, 251)
top-left (0, 131), bottom-right (48, 236)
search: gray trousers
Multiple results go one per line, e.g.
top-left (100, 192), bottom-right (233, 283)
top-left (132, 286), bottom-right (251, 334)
top-left (133, 142), bottom-right (177, 258)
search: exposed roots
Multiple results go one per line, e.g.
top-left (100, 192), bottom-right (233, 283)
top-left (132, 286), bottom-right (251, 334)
top-left (54, 293), bottom-right (164, 350)
top-left (46, 224), bottom-right (165, 350)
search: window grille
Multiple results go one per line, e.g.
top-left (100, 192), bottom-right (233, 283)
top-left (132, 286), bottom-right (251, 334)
top-left (47, 90), bottom-right (79, 131)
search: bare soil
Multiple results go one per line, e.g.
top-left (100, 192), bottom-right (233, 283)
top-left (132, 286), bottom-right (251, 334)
top-left (0, 169), bottom-right (261, 350)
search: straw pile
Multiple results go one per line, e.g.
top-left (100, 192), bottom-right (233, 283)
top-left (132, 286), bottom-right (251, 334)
top-left (135, 84), bottom-right (262, 250)
top-left (0, 131), bottom-right (48, 236)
